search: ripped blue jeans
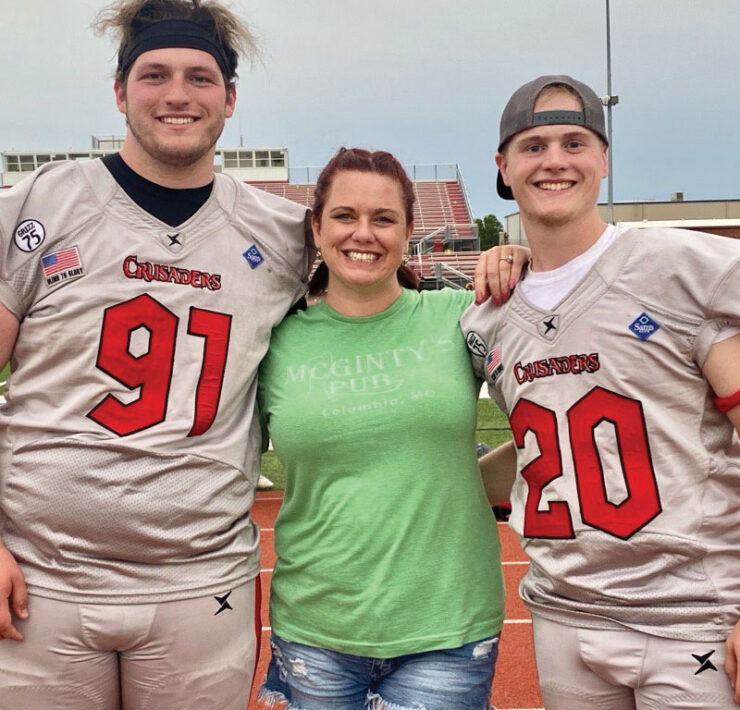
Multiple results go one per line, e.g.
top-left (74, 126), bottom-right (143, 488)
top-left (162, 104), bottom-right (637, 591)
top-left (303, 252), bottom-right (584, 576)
top-left (259, 632), bottom-right (500, 710)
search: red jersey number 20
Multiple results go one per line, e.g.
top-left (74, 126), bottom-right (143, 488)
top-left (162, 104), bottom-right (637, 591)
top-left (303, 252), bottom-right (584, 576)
top-left (510, 387), bottom-right (662, 540)
top-left (88, 294), bottom-right (232, 437)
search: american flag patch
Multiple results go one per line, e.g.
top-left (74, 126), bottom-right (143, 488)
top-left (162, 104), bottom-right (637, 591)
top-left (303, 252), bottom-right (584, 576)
top-left (41, 246), bottom-right (84, 285)
top-left (486, 345), bottom-right (500, 373)
top-left (485, 344), bottom-right (504, 384)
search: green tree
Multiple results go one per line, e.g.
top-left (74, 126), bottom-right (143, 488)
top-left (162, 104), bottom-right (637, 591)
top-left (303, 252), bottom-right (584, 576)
top-left (475, 213), bottom-right (505, 250)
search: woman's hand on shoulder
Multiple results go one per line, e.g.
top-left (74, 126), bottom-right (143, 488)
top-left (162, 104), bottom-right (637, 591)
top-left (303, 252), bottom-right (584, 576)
top-left (474, 245), bottom-right (530, 306)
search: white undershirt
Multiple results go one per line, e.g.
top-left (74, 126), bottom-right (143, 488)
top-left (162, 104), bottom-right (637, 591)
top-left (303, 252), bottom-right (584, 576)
top-left (519, 224), bottom-right (739, 344)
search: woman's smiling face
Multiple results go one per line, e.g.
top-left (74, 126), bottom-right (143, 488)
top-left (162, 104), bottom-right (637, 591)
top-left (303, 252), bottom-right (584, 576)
top-left (312, 169), bottom-right (413, 301)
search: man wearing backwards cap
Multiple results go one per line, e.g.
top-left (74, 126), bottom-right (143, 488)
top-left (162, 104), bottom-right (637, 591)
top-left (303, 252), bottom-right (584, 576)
top-left (0, 1), bottom-right (314, 708)
top-left (463, 75), bottom-right (740, 708)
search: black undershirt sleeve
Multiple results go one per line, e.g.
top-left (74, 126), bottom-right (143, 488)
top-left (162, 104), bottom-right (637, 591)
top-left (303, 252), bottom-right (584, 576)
top-left (102, 153), bottom-right (213, 227)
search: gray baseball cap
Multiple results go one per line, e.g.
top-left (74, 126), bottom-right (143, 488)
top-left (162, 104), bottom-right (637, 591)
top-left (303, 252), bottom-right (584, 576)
top-left (496, 75), bottom-right (608, 200)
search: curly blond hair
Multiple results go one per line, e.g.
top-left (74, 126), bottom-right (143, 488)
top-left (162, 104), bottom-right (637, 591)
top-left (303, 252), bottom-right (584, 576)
top-left (93, 0), bottom-right (260, 85)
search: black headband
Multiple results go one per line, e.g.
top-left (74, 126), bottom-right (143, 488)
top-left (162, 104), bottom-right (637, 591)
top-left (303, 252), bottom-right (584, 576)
top-left (117, 18), bottom-right (232, 79)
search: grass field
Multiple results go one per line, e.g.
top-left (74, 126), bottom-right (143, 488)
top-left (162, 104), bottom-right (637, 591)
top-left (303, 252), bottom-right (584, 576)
top-left (261, 398), bottom-right (512, 490)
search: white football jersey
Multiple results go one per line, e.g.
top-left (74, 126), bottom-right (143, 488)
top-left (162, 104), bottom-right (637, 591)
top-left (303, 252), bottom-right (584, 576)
top-left (462, 228), bottom-right (740, 641)
top-left (0, 159), bottom-right (313, 602)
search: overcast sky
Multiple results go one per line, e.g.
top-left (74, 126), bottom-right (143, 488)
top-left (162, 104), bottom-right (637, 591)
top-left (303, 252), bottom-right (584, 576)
top-left (1, 0), bottom-right (738, 219)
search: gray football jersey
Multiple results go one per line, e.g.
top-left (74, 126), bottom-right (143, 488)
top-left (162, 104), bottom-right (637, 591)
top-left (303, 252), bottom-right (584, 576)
top-left (462, 228), bottom-right (740, 641)
top-left (0, 159), bottom-right (313, 602)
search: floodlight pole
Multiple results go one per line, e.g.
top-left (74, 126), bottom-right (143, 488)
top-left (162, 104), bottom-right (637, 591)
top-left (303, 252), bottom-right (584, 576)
top-left (603, 0), bottom-right (619, 224)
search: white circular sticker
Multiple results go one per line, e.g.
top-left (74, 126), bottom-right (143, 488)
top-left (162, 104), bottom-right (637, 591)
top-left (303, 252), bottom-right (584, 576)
top-left (465, 330), bottom-right (488, 357)
top-left (14, 219), bottom-right (46, 252)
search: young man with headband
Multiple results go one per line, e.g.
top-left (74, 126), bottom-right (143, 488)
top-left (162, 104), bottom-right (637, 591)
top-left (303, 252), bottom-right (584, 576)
top-left (0, 1), bottom-right (314, 708)
top-left (463, 75), bottom-right (740, 708)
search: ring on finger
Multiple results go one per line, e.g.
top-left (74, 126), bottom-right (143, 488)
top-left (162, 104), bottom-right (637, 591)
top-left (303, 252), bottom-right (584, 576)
top-left (500, 254), bottom-right (514, 264)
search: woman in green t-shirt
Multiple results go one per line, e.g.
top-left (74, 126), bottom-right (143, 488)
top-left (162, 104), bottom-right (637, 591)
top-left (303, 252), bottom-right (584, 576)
top-left (258, 147), bottom-right (522, 710)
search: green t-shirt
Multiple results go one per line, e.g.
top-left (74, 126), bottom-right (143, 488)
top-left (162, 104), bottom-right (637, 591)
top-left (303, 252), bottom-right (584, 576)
top-left (259, 288), bottom-right (505, 657)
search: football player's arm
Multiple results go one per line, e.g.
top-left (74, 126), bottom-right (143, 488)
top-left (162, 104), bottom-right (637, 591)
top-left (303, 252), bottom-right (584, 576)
top-left (478, 439), bottom-right (517, 505)
top-left (702, 333), bottom-right (740, 435)
top-left (0, 302), bottom-right (28, 642)
top-left (702, 333), bottom-right (740, 698)
top-left (0, 301), bottom-right (18, 369)
top-left (474, 245), bottom-right (530, 306)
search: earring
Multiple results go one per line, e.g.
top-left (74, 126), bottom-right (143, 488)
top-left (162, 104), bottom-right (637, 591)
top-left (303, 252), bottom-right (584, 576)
top-left (402, 252), bottom-right (410, 265)
top-left (317, 248), bottom-right (323, 260)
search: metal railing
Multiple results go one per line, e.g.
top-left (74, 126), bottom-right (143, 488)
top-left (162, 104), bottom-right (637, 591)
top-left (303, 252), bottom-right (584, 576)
top-left (412, 226), bottom-right (448, 261)
top-left (411, 224), bottom-right (480, 259)
top-left (455, 164), bottom-right (476, 222)
top-left (407, 163), bottom-right (460, 181)
top-left (288, 162), bottom-right (463, 186)
top-left (433, 262), bottom-right (473, 289)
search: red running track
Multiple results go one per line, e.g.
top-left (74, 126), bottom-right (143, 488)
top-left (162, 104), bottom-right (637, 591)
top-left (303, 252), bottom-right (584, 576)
top-left (249, 492), bottom-right (544, 710)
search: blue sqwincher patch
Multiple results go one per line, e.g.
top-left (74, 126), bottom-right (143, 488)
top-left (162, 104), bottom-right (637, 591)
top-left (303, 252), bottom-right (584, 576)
top-left (629, 312), bottom-right (660, 341)
top-left (243, 245), bottom-right (264, 269)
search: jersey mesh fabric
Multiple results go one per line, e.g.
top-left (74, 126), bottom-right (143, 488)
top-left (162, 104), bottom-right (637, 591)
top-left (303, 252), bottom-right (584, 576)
top-left (259, 288), bottom-right (505, 657)
top-left (0, 159), bottom-right (313, 602)
top-left (461, 228), bottom-right (740, 642)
